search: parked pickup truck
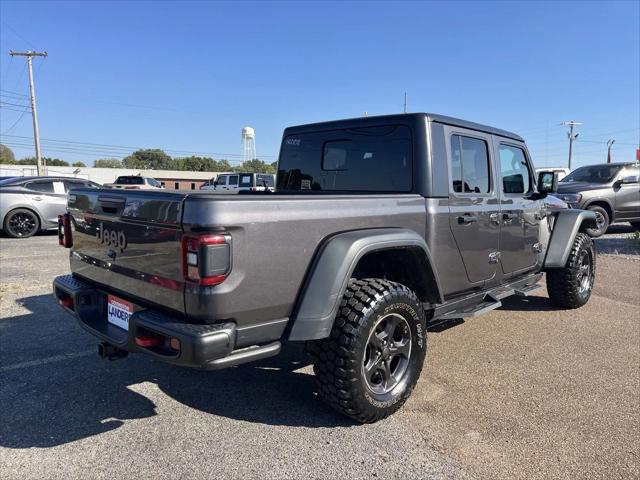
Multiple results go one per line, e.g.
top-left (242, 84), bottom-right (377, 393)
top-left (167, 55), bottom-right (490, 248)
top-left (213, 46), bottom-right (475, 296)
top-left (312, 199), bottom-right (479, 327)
top-left (104, 175), bottom-right (163, 190)
top-left (54, 113), bottom-right (597, 423)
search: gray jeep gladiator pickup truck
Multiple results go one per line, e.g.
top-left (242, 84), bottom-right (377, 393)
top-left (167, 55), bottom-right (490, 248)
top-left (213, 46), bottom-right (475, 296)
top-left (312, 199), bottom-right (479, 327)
top-left (53, 113), bottom-right (597, 423)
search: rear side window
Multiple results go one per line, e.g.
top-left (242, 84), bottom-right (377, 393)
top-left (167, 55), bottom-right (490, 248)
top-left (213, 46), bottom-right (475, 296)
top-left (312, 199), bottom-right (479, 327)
top-left (256, 174), bottom-right (274, 187)
top-left (450, 135), bottom-right (490, 194)
top-left (239, 175), bottom-right (253, 187)
top-left (277, 125), bottom-right (412, 192)
top-left (499, 144), bottom-right (531, 194)
top-left (228, 175), bottom-right (239, 186)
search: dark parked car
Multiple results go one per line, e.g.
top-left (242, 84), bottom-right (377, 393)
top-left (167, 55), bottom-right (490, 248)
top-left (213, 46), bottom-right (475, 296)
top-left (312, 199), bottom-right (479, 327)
top-left (54, 113), bottom-right (597, 423)
top-left (0, 176), bottom-right (100, 238)
top-left (554, 162), bottom-right (640, 236)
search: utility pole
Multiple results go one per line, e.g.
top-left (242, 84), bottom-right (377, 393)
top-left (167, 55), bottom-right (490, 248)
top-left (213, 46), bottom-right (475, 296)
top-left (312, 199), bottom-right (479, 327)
top-left (562, 120), bottom-right (582, 170)
top-left (403, 92), bottom-right (407, 113)
top-left (606, 139), bottom-right (615, 164)
top-left (9, 50), bottom-right (48, 176)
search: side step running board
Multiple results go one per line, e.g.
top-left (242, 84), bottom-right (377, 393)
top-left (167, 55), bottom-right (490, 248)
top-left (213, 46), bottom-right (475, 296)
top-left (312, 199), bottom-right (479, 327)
top-left (435, 300), bottom-right (502, 321)
top-left (205, 341), bottom-right (281, 370)
top-left (514, 283), bottom-right (544, 297)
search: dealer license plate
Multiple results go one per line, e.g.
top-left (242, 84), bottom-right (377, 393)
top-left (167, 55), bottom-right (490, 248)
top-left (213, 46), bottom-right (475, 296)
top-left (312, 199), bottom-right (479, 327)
top-left (107, 294), bottom-right (133, 331)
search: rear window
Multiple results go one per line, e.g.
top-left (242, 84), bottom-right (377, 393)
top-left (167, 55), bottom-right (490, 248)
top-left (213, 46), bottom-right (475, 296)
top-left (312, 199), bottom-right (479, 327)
top-left (115, 176), bottom-right (144, 185)
top-left (277, 125), bottom-right (412, 192)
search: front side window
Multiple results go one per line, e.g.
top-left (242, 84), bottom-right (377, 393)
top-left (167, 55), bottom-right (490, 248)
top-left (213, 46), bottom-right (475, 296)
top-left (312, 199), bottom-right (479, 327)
top-left (499, 145), bottom-right (531, 194)
top-left (560, 164), bottom-right (621, 184)
top-left (277, 125), bottom-right (412, 192)
top-left (25, 181), bottom-right (53, 193)
top-left (450, 135), bottom-right (490, 194)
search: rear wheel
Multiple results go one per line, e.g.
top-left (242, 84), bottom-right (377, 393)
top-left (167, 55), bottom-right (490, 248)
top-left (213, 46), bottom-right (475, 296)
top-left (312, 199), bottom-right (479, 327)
top-left (547, 233), bottom-right (595, 309)
top-left (584, 205), bottom-right (609, 237)
top-left (3, 208), bottom-right (40, 238)
top-left (306, 278), bottom-right (427, 423)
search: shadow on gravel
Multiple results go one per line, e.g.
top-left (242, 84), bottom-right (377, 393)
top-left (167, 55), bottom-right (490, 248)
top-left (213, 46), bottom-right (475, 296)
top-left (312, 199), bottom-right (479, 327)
top-left (0, 295), bottom-right (353, 449)
top-left (499, 295), bottom-right (557, 312)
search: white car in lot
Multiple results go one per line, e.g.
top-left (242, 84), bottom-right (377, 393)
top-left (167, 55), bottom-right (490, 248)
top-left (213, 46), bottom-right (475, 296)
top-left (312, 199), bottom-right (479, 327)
top-left (200, 172), bottom-right (275, 192)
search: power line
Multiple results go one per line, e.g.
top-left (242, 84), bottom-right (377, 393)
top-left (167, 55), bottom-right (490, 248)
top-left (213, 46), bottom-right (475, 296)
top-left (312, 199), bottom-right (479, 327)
top-left (1, 108), bottom-right (31, 135)
top-left (0, 133), bottom-right (276, 158)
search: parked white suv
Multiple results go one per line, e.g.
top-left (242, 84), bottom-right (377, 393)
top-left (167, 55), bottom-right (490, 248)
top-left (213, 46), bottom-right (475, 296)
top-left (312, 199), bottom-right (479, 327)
top-left (201, 172), bottom-right (275, 192)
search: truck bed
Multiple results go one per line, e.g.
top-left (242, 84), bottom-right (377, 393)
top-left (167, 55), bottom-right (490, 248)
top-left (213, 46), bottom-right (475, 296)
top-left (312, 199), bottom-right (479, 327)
top-left (67, 188), bottom-right (427, 335)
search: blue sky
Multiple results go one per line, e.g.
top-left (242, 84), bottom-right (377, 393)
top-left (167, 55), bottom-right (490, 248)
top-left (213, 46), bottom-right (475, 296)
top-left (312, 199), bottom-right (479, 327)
top-left (0, 0), bottom-right (638, 168)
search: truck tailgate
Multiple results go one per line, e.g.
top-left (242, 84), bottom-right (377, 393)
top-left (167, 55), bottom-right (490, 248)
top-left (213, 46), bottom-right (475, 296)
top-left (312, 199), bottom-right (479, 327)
top-left (67, 188), bottom-right (186, 314)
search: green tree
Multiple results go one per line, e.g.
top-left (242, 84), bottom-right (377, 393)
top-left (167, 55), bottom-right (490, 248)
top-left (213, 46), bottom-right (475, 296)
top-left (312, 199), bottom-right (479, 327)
top-left (212, 159), bottom-right (232, 171)
top-left (235, 159), bottom-right (276, 174)
top-left (174, 156), bottom-right (216, 172)
top-left (47, 158), bottom-right (70, 167)
top-left (72, 161), bottom-right (87, 167)
top-left (0, 144), bottom-right (15, 164)
top-left (94, 158), bottom-right (123, 168)
top-left (123, 149), bottom-right (174, 170)
top-left (270, 161), bottom-right (278, 171)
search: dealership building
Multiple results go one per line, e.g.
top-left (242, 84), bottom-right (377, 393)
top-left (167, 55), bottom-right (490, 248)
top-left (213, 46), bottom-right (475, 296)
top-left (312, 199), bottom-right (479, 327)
top-left (0, 164), bottom-right (222, 190)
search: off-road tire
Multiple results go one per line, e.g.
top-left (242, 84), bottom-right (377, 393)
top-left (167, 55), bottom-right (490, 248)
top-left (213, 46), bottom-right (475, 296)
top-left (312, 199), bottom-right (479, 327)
top-left (630, 221), bottom-right (640, 231)
top-left (546, 233), bottom-right (595, 309)
top-left (306, 278), bottom-right (427, 423)
top-left (584, 205), bottom-right (609, 238)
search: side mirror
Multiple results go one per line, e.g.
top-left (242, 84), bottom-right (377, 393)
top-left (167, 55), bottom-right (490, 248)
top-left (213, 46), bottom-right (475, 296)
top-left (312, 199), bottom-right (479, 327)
top-left (620, 175), bottom-right (639, 184)
top-left (537, 170), bottom-right (558, 194)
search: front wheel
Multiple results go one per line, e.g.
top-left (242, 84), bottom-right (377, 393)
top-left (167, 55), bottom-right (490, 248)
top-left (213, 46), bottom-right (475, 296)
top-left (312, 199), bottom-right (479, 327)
top-left (3, 208), bottom-right (40, 238)
top-left (546, 233), bottom-right (595, 309)
top-left (584, 205), bottom-right (609, 237)
top-left (306, 278), bottom-right (427, 423)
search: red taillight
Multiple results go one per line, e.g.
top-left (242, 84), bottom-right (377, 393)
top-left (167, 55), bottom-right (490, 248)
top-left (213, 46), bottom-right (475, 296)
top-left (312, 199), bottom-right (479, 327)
top-left (58, 213), bottom-right (73, 248)
top-left (181, 234), bottom-right (231, 286)
top-left (135, 333), bottom-right (162, 347)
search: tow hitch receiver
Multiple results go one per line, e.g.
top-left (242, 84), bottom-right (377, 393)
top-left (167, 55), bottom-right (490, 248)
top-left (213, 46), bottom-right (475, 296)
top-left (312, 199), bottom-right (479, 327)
top-left (98, 342), bottom-right (128, 361)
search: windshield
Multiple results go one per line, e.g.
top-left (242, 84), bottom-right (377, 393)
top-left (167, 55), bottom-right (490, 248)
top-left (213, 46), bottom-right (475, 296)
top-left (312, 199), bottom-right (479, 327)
top-left (560, 165), bottom-right (621, 184)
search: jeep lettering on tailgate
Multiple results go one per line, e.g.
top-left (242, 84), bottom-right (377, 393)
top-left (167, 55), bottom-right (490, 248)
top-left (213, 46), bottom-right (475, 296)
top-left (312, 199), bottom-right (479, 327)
top-left (96, 223), bottom-right (127, 252)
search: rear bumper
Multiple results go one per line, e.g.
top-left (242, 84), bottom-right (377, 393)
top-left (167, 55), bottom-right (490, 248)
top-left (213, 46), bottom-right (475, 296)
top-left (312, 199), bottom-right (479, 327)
top-left (53, 274), bottom-right (280, 369)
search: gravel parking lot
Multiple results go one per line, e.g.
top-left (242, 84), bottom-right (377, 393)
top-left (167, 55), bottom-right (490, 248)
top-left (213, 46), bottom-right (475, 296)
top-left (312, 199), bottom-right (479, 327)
top-left (1, 228), bottom-right (638, 480)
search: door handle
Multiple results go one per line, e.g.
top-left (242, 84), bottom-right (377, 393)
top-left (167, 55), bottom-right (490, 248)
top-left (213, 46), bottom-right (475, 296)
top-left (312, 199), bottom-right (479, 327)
top-left (457, 215), bottom-right (478, 225)
top-left (32, 196), bottom-right (42, 201)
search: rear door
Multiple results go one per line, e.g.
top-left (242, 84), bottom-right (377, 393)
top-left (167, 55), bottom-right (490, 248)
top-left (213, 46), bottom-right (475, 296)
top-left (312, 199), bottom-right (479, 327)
top-left (495, 140), bottom-right (541, 274)
top-left (614, 165), bottom-right (640, 220)
top-left (67, 189), bottom-right (186, 314)
top-left (446, 127), bottom-right (501, 285)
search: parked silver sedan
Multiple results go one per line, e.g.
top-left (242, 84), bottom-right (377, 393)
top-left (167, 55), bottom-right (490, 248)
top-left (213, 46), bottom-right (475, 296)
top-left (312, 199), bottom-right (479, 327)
top-left (0, 176), bottom-right (100, 238)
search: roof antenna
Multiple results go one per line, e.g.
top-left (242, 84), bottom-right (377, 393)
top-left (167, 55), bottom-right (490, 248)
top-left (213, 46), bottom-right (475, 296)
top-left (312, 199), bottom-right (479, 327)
top-left (403, 92), bottom-right (407, 113)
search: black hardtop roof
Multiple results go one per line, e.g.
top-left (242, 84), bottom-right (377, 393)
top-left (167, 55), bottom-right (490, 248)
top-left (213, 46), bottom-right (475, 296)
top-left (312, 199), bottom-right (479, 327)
top-left (283, 112), bottom-right (524, 142)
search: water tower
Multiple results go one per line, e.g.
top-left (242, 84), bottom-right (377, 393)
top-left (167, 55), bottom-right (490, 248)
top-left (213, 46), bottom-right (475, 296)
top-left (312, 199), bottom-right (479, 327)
top-left (241, 126), bottom-right (256, 163)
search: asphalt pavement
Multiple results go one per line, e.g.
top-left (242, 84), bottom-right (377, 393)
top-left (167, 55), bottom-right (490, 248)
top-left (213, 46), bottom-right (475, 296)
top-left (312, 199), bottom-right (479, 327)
top-left (0, 228), bottom-right (638, 479)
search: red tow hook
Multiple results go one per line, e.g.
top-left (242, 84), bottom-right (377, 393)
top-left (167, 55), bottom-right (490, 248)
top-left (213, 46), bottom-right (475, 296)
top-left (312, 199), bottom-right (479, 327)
top-left (135, 333), bottom-right (162, 348)
top-left (59, 296), bottom-right (74, 309)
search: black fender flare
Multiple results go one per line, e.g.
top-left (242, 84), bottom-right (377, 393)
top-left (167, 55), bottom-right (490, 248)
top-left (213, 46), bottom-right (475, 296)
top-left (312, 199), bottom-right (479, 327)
top-left (543, 209), bottom-right (597, 269)
top-left (288, 228), bottom-right (442, 341)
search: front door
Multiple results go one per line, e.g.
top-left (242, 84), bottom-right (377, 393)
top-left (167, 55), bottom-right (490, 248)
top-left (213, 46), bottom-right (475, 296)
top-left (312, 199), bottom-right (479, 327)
top-left (447, 130), bottom-right (501, 285)
top-left (496, 141), bottom-right (541, 274)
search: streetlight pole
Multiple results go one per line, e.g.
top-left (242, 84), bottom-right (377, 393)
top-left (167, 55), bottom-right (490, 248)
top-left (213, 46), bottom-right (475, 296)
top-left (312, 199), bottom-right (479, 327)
top-left (607, 139), bottom-right (615, 164)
